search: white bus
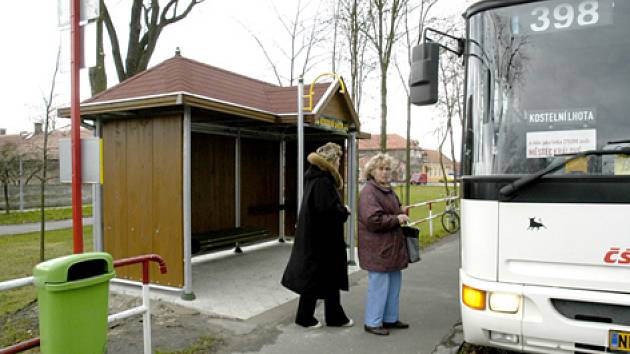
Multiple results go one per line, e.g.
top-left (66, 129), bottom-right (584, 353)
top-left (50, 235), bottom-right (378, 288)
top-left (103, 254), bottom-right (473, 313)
top-left (410, 0), bottom-right (630, 352)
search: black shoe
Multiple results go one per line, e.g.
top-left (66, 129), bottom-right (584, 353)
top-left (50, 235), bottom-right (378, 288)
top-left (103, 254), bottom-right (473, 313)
top-left (364, 325), bottom-right (389, 335)
top-left (383, 320), bottom-right (409, 329)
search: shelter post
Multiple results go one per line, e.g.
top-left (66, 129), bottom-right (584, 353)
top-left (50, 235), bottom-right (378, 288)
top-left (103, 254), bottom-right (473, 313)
top-left (182, 106), bottom-right (195, 300)
top-left (347, 132), bottom-right (357, 265)
top-left (297, 77), bottom-right (305, 214)
top-left (234, 135), bottom-right (242, 253)
top-left (279, 139), bottom-right (286, 242)
top-left (92, 120), bottom-right (103, 251)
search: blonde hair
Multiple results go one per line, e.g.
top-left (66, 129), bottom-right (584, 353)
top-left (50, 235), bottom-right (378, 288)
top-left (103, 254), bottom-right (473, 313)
top-left (315, 142), bottom-right (343, 163)
top-left (363, 153), bottom-right (394, 181)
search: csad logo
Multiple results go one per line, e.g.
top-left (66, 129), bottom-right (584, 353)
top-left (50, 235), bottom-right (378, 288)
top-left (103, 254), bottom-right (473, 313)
top-left (604, 247), bottom-right (630, 264)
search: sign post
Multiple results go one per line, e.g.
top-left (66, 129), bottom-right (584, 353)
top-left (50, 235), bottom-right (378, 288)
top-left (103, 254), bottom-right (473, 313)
top-left (70, 0), bottom-right (83, 253)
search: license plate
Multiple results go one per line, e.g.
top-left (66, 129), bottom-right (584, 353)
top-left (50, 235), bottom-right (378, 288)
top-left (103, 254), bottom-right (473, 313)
top-left (610, 330), bottom-right (630, 352)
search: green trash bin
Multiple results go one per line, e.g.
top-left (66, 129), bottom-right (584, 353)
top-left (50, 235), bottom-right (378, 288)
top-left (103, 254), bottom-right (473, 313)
top-left (33, 252), bottom-right (116, 354)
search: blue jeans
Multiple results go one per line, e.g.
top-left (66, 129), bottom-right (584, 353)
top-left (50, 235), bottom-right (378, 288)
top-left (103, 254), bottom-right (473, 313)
top-left (364, 270), bottom-right (402, 327)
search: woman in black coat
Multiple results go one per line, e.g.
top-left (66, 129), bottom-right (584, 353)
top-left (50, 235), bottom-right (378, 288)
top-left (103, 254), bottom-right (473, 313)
top-left (281, 142), bottom-right (353, 328)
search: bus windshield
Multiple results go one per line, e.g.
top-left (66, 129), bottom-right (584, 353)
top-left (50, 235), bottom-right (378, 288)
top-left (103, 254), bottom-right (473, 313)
top-left (464, 0), bottom-right (630, 176)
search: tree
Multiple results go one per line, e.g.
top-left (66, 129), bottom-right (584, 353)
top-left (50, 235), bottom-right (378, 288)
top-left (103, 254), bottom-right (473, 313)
top-left (364, 0), bottom-right (409, 152)
top-left (90, 0), bottom-right (205, 95)
top-left (244, 0), bottom-right (327, 87)
top-left (394, 0), bottom-right (439, 204)
top-left (434, 20), bottom-right (465, 195)
top-left (336, 0), bottom-right (375, 115)
top-left (33, 48), bottom-right (62, 262)
top-left (0, 143), bottom-right (22, 214)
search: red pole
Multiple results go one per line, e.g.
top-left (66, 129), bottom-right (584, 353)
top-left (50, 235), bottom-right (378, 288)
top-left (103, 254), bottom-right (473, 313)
top-left (0, 338), bottom-right (40, 354)
top-left (71, 0), bottom-right (84, 253)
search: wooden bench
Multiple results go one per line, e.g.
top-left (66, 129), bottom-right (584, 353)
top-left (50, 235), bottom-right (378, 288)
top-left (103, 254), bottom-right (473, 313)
top-left (191, 227), bottom-right (274, 254)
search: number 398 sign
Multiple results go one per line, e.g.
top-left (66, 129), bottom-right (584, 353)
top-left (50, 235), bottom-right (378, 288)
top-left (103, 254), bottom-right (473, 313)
top-left (513, 0), bottom-right (613, 35)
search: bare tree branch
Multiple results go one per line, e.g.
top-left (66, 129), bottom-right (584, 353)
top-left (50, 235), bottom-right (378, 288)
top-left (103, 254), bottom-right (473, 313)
top-left (92, 0), bottom-right (205, 93)
top-left (239, 21), bottom-right (284, 86)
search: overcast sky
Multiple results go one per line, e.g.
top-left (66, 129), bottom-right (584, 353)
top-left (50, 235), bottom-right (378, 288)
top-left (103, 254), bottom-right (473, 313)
top-left (0, 0), bottom-right (469, 151)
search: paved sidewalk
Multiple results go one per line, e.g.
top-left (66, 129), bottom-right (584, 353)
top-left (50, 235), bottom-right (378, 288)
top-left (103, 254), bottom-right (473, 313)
top-left (110, 234), bottom-right (461, 354)
top-left (0, 217), bottom-right (93, 236)
top-left (230, 234), bottom-right (462, 354)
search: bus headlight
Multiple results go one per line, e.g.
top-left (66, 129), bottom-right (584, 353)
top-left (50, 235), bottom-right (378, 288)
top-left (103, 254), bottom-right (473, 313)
top-left (489, 292), bottom-right (521, 314)
top-left (462, 284), bottom-right (486, 310)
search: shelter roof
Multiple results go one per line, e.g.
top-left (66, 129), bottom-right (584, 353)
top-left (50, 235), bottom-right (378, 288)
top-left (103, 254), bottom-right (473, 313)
top-left (64, 54), bottom-right (360, 131)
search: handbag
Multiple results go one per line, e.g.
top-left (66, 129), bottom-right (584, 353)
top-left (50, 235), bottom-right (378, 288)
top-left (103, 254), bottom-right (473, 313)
top-left (401, 226), bottom-right (421, 263)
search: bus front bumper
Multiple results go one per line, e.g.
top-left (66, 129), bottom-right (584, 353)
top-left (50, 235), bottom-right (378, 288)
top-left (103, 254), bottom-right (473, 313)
top-left (460, 270), bottom-right (630, 353)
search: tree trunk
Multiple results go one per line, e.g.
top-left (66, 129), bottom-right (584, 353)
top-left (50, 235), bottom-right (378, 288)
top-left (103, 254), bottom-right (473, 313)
top-left (379, 66), bottom-right (388, 152)
top-left (438, 127), bottom-right (450, 196)
top-left (40, 177), bottom-right (45, 261)
top-left (449, 120), bottom-right (457, 192)
top-left (89, 0), bottom-right (107, 96)
top-left (405, 96), bottom-right (411, 205)
top-left (3, 182), bottom-right (9, 214)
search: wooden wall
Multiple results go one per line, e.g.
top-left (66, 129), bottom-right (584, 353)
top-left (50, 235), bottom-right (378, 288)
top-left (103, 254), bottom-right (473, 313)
top-left (191, 133), bottom-right (236, 234)
top-left (191, 135), bottom-right (281, 236)
top-left (102, 115), bottom-right (183, 287)
top-left (240, 138), bottom-right (279, 234)
top-left (321, 93), bottom-right (353, 122)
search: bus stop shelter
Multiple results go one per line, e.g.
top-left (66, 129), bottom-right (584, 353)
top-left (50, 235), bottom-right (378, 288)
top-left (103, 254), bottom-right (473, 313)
top-left (60, 53), bottom-right (365, 299)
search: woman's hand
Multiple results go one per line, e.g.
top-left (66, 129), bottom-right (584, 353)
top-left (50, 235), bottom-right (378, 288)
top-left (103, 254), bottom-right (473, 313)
top-left (397, 214), bottom-right (409, 225)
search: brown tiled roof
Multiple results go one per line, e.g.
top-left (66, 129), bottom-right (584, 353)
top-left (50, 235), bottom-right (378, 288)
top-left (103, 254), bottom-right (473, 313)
top-left (423, 149), bottom-right (453, 165)
top-left (358, 134), bottom-right (420, 151)
top-left (358, 134), bottom-right (456, 165)
top-left (85, 55), bottom-right (330, 115)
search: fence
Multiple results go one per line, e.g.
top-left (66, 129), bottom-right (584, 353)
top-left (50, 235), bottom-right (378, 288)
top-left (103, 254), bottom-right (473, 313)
top-left (0, 254), bottom-right (167, 354)
top-left (0, 184), bottom-right (92, 211)
top-left (407, 196), bottom-right (459, 236)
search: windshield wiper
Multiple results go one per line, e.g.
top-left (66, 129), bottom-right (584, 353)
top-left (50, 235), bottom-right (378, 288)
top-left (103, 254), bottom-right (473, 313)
top-left (500, 147), bottom-right (630, 197)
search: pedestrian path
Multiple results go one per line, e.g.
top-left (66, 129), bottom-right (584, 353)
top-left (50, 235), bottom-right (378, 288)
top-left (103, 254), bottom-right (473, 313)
top-left (231, 234), bottom-right (461, 354)
top-left (110, 234), bottom-right (461, 354)
top-left (0, 217), bottom-right (93, 236)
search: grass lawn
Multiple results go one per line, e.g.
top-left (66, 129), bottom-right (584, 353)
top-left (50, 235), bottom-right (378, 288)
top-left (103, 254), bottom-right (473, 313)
top-left (0, 205), bottom-right (93, 225)
top-left (397, 184), bottom-right (459, 247)
top-left (0, 226), bottom-right (93, 347)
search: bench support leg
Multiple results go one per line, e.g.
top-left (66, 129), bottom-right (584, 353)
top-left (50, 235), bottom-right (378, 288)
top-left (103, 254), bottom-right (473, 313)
top-left (234, 242), bottom-right (243, 254)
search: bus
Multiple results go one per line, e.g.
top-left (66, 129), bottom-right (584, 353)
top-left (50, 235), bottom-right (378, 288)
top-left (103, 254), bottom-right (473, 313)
top-left (410, 0), bottom-right (630, 352)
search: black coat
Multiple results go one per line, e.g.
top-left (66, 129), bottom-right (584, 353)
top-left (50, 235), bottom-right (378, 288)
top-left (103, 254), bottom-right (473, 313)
top-left (281, 156), bottom-right (349, 298)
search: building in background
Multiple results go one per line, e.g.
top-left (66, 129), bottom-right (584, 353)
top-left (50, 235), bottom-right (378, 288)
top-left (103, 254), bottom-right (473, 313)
top-left (0, 124), bottom-right (92, 210)
top-left (358, 134), bottom-right (457, 183)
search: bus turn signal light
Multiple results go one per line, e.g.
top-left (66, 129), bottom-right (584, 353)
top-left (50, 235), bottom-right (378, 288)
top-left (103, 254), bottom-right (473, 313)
top-left (462, 284), bottom-right (486, 310)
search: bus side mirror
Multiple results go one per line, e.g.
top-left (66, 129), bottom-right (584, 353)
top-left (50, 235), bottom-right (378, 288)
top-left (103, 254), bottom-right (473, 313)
top-left (409, 42), bottom-right (440, 106)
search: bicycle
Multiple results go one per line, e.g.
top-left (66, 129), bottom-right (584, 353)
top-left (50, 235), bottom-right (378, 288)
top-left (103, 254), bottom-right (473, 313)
top-left (441, 195), bottom-right (460, 234)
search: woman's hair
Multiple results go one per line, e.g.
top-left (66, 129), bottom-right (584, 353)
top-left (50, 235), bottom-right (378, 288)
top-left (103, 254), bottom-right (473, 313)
top-left (363, 153), bottom-right (393, 180)
top-left (315, 142), bottom-right (343, 163)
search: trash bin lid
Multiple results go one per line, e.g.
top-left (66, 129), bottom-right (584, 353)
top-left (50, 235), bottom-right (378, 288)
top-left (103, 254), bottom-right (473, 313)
top-left (33, 252), bottom-right (114, 285)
